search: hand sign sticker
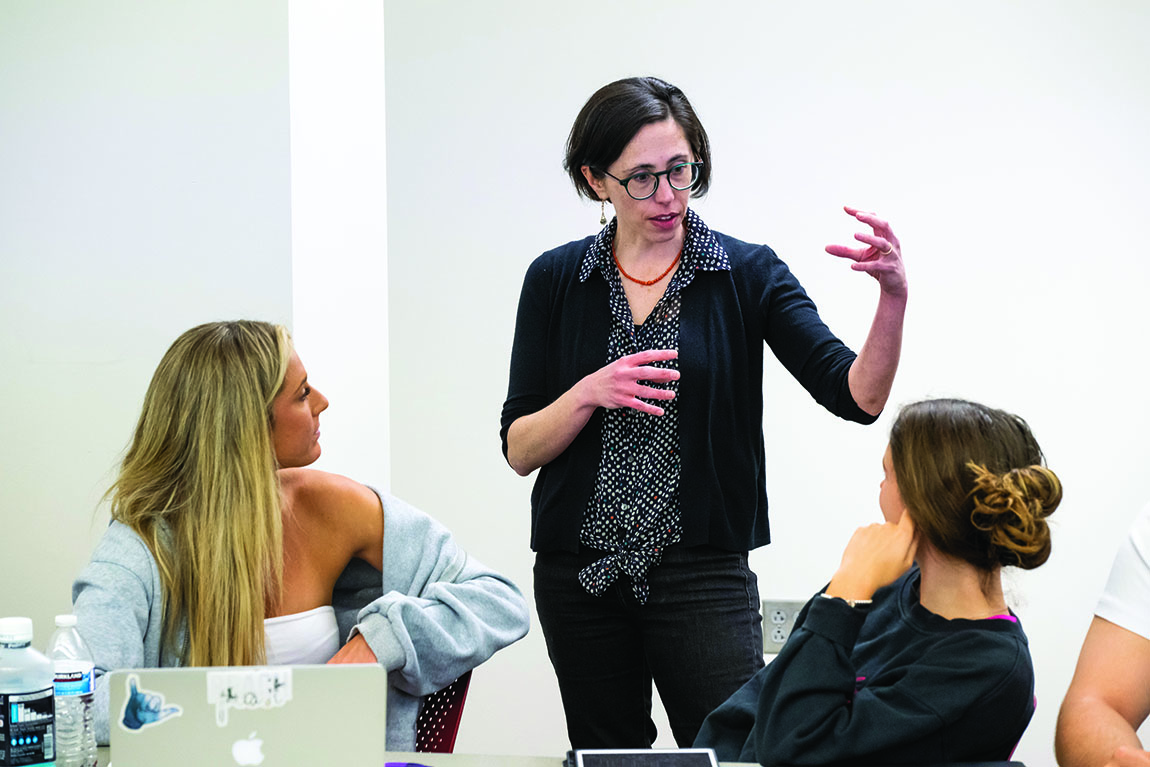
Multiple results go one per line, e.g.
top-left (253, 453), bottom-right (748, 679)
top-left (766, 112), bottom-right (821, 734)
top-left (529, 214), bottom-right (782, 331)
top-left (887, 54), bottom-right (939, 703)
top-left (119, 674), bottom-right (183, 731)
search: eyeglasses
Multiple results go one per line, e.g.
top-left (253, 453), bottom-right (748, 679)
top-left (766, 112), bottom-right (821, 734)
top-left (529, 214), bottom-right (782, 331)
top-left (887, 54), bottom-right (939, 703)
top-left (595, 161), bottom-right (703, 201)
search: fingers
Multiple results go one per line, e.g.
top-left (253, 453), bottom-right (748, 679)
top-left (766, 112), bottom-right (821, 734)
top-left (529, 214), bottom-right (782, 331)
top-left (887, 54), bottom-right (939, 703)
top-left (621, 348), bottom-right (678, 364)
top-left (622, 381), bottom-right (676, 416)
top-left (835, 516), bottom-right (917, 592)
top-left (831, 206), bottom-right (901, 257)
top-left (634, 364), bottom-right (680, 384)
top-left (607, 383), bottom-right (674, 416)
top-left (844, 206), bottom-right (891, 232)
top-left (825, 243), bottom-right (894, 266)
top-left (825, 234), bottom-right (895, 261)
top-left (613, 350), bottom-right (679, 383)
top-left (854, 232), bottom-right (893, 253)
top-left (625, 375), bottom-right (677, 417)
top-left (825, 243), bottom-right (870, 263)
top-left (630, 399), bottom-right (668, 417)
top-left (826, 206), bottom-right (907, 299)
top-left (597, 348), bottom-right (680, 415)
top-left (635, 382), bottom-right (676, 400)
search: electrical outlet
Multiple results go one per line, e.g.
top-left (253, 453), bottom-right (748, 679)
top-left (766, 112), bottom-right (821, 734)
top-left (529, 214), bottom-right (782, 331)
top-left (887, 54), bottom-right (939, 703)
top-left (761, 599), bottom-right (806, 655)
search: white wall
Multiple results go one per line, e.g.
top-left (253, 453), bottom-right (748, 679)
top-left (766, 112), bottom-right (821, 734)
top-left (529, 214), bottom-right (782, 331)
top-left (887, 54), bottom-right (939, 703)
top-left (0, 0), bottom-right (293, 635)
top-left (383, 1), bottom-right (1150, 763)
top-left (287, 0), bottom-right (390, 485)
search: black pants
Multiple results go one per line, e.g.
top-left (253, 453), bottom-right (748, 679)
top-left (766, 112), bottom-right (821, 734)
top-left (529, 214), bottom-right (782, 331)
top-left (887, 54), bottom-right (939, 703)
top-left (534, 545), bottom-right (765, 749)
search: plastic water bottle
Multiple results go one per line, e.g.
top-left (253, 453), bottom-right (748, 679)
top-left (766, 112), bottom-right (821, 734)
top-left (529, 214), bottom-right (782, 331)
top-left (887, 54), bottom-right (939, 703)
top-left (0, 616), bottom-right (56, 767)
top-left (45, 616), bottom-right (95, 767)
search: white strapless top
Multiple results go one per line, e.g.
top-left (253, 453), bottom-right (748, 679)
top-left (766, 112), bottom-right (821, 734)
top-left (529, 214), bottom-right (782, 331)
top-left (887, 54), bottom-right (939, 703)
top-left (264, 605), bottom-right (340, 665)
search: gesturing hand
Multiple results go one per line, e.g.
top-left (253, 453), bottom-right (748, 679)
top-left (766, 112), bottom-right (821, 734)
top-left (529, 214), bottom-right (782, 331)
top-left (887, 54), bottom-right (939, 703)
top-left (826, 511), bottom-right (918, 602)
top-left (121, 675), bottom-right (182, 730)
top-left (826, 206), bottom-right (907, 300)
top-left (585, 349), bottom-right (679, 416)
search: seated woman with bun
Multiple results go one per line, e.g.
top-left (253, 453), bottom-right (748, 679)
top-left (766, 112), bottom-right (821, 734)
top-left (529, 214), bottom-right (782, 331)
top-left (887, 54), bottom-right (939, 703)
top-left (71, 320), bottom-right (530, 750)
top-left (695, 398), bottom-right (1061, 765)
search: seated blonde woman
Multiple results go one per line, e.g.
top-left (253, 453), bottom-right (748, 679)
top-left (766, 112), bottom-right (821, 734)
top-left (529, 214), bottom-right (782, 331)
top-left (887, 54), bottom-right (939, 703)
top-left (71, 320), bottom-right (530, 750)
top-left (695, 398), bottom-right (1061, 765)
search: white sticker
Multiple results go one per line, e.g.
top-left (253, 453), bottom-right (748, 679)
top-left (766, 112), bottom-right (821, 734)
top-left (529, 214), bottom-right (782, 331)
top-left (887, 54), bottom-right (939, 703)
top-left (206, 668), bottom-right (293, 727)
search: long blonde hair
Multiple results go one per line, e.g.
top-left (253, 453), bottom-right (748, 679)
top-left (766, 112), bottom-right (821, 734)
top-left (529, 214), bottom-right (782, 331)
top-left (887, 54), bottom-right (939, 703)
top-left (108, 320), bottom-right (291, 665)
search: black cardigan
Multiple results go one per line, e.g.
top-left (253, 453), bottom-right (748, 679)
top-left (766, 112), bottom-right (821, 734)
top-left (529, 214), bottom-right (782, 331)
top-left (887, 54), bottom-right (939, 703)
top-left (500, 227), bottom-right (877, 553)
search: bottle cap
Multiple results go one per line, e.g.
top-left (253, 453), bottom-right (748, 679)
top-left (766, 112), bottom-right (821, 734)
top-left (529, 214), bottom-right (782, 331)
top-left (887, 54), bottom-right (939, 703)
top-left (54, 614), bottom-right (78, 628)
top-left (0, 617), bottom-right (34, 643)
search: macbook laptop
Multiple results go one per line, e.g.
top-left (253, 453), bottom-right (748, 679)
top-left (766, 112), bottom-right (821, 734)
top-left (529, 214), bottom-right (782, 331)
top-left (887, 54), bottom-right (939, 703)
top-left (109, 664), bottom-right (386, 766)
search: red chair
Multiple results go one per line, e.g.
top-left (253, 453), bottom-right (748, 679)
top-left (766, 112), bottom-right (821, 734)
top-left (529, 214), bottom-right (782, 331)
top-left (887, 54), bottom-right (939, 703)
top-left (414, 670), bottom-right (472, 753)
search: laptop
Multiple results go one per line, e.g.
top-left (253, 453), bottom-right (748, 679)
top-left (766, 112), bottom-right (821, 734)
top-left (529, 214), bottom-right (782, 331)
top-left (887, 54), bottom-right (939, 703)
top-left (109, 664), bottom-right (387, 766)
top-left (566, 749), bottom-right (720, 767)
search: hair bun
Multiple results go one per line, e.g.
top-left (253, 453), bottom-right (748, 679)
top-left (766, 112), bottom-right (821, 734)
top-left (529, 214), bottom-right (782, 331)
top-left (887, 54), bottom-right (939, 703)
top-left (968, 462), bottom-right (1062, 570)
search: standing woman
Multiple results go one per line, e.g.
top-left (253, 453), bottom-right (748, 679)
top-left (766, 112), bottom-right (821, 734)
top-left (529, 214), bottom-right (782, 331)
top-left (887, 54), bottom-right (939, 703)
top-left (500, 76), bottom-right (908, 748)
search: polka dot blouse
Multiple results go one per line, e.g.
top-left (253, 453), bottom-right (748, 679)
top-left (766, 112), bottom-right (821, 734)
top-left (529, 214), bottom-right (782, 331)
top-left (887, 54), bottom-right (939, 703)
top-left (575, 208), bottom-right (731, 604)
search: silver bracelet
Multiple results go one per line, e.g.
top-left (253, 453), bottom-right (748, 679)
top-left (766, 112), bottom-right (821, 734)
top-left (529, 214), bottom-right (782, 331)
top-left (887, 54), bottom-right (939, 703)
top-left (819, 592), bottom-right (873, 609)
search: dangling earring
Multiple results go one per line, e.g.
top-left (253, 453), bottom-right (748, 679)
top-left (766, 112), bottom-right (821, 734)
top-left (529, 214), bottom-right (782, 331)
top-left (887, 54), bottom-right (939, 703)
top-left (599, 200), bottom-right (607, 226)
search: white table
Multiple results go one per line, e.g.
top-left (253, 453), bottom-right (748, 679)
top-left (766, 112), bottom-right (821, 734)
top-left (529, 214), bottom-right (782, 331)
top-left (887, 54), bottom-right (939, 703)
top-left (97, 746), bottom-right (758, 766)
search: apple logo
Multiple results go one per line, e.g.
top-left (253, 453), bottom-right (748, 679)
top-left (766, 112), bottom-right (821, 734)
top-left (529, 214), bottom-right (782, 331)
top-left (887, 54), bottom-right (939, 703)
top-left (231, 731), bottom-right (265, 766)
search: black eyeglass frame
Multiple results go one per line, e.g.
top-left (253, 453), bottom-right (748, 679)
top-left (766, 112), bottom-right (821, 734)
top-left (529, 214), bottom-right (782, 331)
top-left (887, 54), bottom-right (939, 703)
top-left (594, 161), bottom-right (704, 201)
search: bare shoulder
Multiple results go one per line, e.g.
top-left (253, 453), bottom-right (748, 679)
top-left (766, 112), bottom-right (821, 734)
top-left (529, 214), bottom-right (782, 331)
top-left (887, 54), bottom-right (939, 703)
top-left (278, 468), bottom-right (382, 523)
top-left (278, 468), bottom-right (383, 569)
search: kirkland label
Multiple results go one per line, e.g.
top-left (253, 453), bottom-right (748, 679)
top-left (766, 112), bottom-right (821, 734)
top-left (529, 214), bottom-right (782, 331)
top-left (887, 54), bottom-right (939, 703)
top-left (53, 662), bottom-right (93, 696)
top-left (0, 686), bottom-right (55, 767)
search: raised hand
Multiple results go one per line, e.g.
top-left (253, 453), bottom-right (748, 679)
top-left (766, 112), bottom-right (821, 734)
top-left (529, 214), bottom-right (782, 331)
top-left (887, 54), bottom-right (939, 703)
top-left (826, 206), bottom-right (906, 300)
top-left (584, 348), bottom-right (679, 416)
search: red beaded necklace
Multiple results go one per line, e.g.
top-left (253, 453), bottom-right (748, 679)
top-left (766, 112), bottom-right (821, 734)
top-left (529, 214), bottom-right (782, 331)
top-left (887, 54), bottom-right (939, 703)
top-left (612, 239), bottom-right (682, 286)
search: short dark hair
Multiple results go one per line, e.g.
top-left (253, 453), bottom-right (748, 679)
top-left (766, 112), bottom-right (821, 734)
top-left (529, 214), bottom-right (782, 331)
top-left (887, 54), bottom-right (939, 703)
top-left (564, 76), bottom-right (712, 201)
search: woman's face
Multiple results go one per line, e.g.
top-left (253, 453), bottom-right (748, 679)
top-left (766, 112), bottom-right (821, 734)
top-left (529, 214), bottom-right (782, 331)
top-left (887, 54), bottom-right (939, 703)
top-left (879, 444), bottom-right (906, 524)
top-left (271, 350), bottom-right (329, 468)
top-left (583, 117), bottom-right (694, 246)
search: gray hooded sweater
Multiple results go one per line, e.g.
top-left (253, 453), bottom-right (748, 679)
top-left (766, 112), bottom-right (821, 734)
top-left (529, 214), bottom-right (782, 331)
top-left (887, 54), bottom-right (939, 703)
top-left (71, 489), bottom-right (530, 751)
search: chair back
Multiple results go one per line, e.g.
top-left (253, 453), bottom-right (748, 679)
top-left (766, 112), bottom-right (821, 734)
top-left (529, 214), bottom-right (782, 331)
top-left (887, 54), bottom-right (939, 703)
top-left (414, 670), bottom-right (472, 753)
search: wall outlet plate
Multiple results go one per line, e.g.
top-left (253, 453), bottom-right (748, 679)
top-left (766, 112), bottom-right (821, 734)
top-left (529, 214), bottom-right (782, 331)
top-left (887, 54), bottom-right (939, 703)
top-left (761, 599), bottom-right (806, 655)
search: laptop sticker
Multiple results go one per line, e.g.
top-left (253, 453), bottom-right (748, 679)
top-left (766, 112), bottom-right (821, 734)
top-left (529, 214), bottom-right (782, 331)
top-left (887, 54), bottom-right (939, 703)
top-left (119, 674), bottom-right (183, 732)
top-left (207, 668), bottom-right (294, 727)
